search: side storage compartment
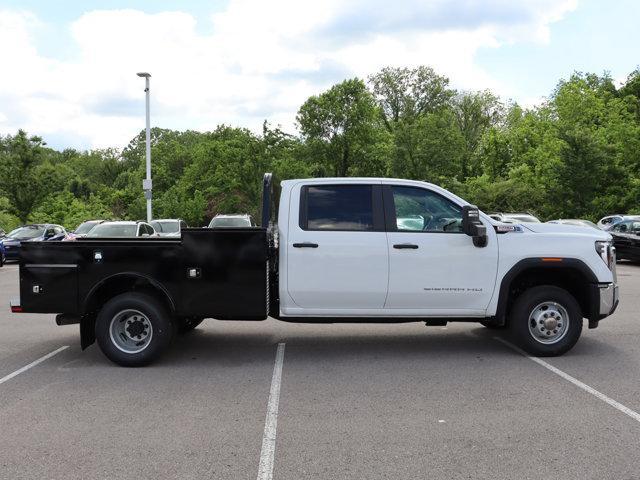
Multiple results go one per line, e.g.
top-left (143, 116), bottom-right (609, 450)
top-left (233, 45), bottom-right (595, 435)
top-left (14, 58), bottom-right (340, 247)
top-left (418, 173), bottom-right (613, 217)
top-left (181, 228), bottom-right (268, 319)
top-left (20, 264), bottom-right (79, 314)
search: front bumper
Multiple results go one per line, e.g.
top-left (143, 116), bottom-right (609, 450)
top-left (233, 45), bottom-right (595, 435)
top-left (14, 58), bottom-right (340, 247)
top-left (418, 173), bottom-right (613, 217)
top-left (597, 283), bottom-right (619, 318)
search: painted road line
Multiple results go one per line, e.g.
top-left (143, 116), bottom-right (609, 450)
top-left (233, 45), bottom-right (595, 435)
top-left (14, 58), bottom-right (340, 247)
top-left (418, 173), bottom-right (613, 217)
top-left (257, 342), bottom-right (286, 480)
top-left (0, 346), bottom-right (69, 386)
top-left (495, 337), bottom-right (640, 423)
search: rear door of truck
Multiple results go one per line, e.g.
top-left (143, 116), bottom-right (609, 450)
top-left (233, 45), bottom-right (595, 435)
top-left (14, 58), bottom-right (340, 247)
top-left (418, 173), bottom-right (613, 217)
top-left (285, 181), bottom-right (388, 310)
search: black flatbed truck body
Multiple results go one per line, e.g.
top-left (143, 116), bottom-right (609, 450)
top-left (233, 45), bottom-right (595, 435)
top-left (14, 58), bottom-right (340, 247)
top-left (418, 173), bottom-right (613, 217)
top-left (18, 228), bottom-right (269, 320)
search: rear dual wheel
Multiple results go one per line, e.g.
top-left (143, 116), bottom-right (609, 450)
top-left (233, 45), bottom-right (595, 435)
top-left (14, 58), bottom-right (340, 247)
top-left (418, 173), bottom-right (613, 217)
top-left (96, 293), bottom-right (174, 367)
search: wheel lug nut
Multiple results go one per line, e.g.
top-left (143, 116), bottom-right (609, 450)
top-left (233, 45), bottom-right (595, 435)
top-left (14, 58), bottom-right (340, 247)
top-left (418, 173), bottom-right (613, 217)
top-left (539, 320), bottom-right (544, 324)
top-left (553, 330), bottom-right (558, 334)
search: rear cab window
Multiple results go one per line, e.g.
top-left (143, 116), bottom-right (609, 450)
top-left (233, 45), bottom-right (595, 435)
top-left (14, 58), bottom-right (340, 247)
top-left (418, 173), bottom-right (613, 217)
top-left (299, 184), bottom-right (384, 231)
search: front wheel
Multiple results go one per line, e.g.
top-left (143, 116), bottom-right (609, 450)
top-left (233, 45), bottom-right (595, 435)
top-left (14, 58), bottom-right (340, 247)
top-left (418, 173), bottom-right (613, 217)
top-left (96, 293), bottom-right (174, 367)
top-left (508, 285), bottom-right (582, 357)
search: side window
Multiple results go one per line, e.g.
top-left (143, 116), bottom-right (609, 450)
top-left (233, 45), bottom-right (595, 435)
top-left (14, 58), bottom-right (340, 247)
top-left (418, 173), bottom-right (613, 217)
top-left (618, 222), bottom-right (629, 233)
top-left (54, 227), bottom-right (63, 234)
top-left (45, 228), bottom-right (55, 237)
top-left (180, 221), bottom-right (187, 229)
top-left (301, 185), bottom-right (374, 231)
top-left (145, 224), bottom-right (154, 235)
top-left (391, 186), bottom-right (463, 233)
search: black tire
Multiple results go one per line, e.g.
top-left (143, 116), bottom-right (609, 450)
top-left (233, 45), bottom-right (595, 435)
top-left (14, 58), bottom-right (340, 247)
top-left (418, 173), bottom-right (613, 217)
top-left (176, 317), bottom-right (204, 334)
top-left (95, 293), bottom-right (174, 367)
top-left (480, 320), bottom-right (506, 330)
top-left (508, 285), bottom-right (582, 357)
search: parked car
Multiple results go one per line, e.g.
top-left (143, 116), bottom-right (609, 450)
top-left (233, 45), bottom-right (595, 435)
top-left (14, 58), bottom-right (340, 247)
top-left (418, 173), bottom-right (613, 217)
top-left (0, 240), bottom-right (5, 267)
top-left (0, 224), bottom-right (66, 261)
top-left (12, 174), bottom-right (618, 366)
top-left (208, 214), bottom-right (255, 228)
top-left (150, 219), bottom-right (188, 237)
top-left (64, 220), bottom-right (106, 241)
top-left (547, 219), bottom-right (599, 229)
top-left (608, 219), bottom-right (640, 261)
top-left (86, 221), bottom-right (157, 238)
top-left (489, 213), bottom-right (541, 224)
top-left (597, 214), bottom-right (640, 231)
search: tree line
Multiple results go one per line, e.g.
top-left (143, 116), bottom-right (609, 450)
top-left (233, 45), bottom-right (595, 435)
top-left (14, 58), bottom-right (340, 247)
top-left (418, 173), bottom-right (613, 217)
top-left (1, 65), bottom-right (640, 231)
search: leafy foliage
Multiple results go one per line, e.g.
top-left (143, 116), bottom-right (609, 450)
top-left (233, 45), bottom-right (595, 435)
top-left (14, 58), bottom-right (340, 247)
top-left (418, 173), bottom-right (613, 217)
top-left (1, 67), bottom-right (639, 232)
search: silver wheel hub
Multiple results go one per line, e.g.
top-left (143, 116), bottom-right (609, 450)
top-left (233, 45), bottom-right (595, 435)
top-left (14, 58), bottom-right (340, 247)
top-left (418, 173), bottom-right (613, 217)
top-left (528, 302), bottom-right (569, 345)
top-left (109, 309), bottom-right (154, 354)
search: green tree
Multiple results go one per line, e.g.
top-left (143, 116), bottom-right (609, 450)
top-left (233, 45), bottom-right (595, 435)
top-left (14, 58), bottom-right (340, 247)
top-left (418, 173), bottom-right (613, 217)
top-left (296, 78), bottom-right (388, 177)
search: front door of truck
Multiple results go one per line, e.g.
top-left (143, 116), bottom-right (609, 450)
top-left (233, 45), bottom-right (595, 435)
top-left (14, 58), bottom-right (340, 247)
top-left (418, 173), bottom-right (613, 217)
top-left (383, 184), bottom-right (498, 314)
top-left (286, 182), bottom-right (388, 310)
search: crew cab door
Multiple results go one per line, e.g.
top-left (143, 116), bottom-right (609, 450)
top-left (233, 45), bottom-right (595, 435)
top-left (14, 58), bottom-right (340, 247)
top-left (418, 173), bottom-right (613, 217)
top-left (286, 182), bottom-right (388, 310)
top-left (383, 184), bottom-right (498, 314)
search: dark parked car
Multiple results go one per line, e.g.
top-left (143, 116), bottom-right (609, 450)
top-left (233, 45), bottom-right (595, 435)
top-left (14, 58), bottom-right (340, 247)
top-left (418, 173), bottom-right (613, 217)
top-left (609, 219), bottom-right (640, 261)
top-left (0, 224), bottom-right (66, 261)
top-left (0, 240), bottom-right (5, 266)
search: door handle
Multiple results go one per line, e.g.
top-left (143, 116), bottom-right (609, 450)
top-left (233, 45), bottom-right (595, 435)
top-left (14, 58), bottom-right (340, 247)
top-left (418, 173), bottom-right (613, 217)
top-left (393, 243), bottom-right (419, 249)
top-left (293, 242), bottom-right (319, 248)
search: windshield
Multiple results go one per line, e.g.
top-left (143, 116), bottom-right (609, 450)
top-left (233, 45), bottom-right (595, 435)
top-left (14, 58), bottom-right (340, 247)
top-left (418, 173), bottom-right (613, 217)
top-left (209, 217), bottom-right (251, 228)
top-left (150, 221), bottom-right (179, 233)
top-left (7, 226), bottom-right (45, 239)
top-left (75, 221), bottom-right (100, 235)
top-left (88, 224), bottom-right (138, 237)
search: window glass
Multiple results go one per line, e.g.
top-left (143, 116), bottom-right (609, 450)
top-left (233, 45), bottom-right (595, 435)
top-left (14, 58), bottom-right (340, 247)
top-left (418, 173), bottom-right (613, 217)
top-left (392, 186), bottom-right (463, 233)
top-left (305, 185), bottom-right (373, 231)
top-left (614, 222), bottom-right (630, 232)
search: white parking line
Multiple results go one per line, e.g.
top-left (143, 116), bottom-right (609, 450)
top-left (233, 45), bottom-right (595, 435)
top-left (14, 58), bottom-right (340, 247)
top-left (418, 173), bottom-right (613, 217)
top-left (257, 342), bottom-right (286, 480)
top-left (0, 346), bottom-right (69, 386)
top-left (495, 337), bottom-right (640, 423)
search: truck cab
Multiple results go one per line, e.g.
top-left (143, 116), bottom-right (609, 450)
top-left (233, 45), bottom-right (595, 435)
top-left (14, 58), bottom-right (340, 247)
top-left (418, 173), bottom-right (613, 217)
top-left (11, 174), bottom-right (619, 366)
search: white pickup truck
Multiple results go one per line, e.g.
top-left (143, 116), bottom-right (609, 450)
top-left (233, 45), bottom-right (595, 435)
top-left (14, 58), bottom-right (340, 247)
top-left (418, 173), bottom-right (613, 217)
top-left (13, 174), bottom-right (619, 366)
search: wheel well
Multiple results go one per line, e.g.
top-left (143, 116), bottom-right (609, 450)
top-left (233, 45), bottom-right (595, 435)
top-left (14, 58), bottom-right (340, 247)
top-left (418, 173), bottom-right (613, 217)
top-left (83, 274), bottom-right (175, 317)
top-left (499, 266), bottom-right (594, 325)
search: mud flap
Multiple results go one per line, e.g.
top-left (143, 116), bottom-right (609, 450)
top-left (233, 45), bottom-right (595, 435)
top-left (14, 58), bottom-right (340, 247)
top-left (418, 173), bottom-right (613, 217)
top-left (80, 314), bottom-right (96, 350)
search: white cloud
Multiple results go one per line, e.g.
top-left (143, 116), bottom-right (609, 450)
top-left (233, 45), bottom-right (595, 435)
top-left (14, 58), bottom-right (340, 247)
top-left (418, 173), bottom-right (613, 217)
top-left (0, 1), bottom-right (577, 149)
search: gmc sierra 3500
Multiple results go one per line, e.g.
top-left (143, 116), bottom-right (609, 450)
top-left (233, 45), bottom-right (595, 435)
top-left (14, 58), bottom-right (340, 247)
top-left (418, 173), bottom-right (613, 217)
top-left (11, 174), bottom-right (618, 366)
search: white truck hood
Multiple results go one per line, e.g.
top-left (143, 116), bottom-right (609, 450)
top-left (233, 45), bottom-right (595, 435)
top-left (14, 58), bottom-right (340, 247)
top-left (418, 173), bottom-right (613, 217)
top-left (521, 222), bottom-right (611, 240)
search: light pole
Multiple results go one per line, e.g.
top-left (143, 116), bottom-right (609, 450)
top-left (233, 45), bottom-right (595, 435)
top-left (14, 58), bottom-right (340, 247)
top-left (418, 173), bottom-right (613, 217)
top-left (137, 72), bottom-right (152, 222)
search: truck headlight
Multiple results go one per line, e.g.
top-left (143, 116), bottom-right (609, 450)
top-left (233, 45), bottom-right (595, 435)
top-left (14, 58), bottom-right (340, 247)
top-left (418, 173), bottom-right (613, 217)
top-left (595, 241), bottom-right (615, 270)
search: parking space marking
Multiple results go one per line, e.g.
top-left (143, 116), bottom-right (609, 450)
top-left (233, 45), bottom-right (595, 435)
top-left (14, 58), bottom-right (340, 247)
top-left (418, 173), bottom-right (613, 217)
top-left (0, 346), bottom-right (69, 386)
top-left (257, 342), bottom-right (286, 480)
top-left (495, 337), bottom-right (640, 423)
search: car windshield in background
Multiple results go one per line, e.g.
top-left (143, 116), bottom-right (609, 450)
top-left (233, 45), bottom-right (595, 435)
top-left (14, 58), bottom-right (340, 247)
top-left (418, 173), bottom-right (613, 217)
top-left (151, 221), bottom-right (179, 233)
top-left (210, 218), bottom-right (251, 228)
top-left (7, 226), bottom-right (44, 239)
top-left (75, 221), bottom-right (100, 235)
top-left (88, 224), bottom-right (137, 237)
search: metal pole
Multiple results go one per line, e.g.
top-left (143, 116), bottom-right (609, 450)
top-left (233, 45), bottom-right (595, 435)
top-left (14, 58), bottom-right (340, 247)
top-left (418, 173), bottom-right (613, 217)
top-left (137, 72), bottom-right (152, 222)
top-left (144, 75), bottom-right (152, 222)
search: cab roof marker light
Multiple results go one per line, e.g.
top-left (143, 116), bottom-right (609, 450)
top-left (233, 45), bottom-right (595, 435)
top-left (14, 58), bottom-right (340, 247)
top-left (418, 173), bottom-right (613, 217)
top-left (541, 258), bottom-right (564, 262)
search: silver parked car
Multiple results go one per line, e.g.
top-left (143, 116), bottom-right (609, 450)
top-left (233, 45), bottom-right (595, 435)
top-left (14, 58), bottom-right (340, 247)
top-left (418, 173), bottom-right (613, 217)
top-left (547, 219), bottom-right (599, 229)
top-left (87, 221), bottom-right (157, 238)
top-left (208, 214), bottom-right (255, 228)
top-left (150, 219), bottom-right (188, 237)
top-left (488, 212), bottom-right (541, 224)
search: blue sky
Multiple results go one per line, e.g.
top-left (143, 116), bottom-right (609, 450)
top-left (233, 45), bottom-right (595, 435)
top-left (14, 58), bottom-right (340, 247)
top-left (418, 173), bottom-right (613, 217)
top-left (0, 0), bottom-right (638, 150)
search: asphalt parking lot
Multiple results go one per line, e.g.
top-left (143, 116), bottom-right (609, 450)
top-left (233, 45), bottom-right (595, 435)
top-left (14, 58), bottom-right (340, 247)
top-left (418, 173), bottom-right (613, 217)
top-left (1, 263), bottom-right (640, 480)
